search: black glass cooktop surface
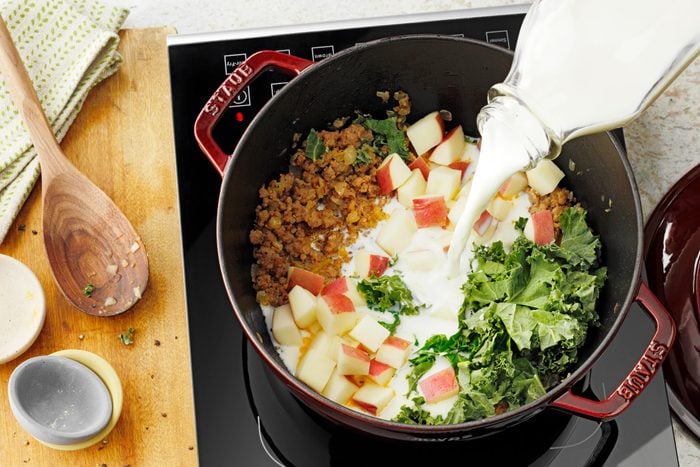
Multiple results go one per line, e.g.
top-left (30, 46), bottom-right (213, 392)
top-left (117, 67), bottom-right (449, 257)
top-left (167, 6), bottom-right (678, 466)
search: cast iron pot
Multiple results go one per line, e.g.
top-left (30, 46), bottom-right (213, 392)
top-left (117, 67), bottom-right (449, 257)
top-left (194, 35), bottom-right (675, 441)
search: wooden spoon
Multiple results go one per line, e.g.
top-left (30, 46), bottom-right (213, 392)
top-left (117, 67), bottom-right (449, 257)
top-left (0, 17), bottom-right (148, 316)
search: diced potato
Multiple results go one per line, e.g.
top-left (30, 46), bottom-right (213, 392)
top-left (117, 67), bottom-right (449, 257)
top-left (499, 171), bottom-right (528, 198)
top-left (526, 159), bottom-right (564, 195)
top-left (426, 166), bottom-right (462, 200)
top-left (323, 369), bottom-right (359, 404)
top-left (488, 196), bottom-right (512, 221)
top-left (337, 343), bottom-right (371, 375)
top-left (272, 304), bottom-right (303, 346)
top-left (349, 315), bottom-right (390, 353)
top-left (296, 350), bottom-right (336, 392)
top-left (317, 294), bottom-right (359, 336)
top-left (376, 208), bottom-right (417, 256)
top-left (397, 169), bottom-right (427, 208)
top-left (288, 285), bottom-right (318, 328)
top-left (352, 383), bottom-right (395, 416)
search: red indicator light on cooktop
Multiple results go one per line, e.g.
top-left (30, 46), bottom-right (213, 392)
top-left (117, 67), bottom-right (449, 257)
top-left (235, 112), bottom-right (244, 122)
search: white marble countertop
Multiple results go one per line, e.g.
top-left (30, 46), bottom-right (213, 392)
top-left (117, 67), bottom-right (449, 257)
top-left (110, 0), bottom-right (699, 465)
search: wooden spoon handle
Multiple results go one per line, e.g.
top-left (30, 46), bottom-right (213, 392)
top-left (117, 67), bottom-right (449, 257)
top-left (0, 15), bottom-right (70, 180)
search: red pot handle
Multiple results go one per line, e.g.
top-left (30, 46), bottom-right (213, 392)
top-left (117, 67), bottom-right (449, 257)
top-left (194, 51), bottom-right (314, 175)
top-left (551, 281), bottom-right (676, 420)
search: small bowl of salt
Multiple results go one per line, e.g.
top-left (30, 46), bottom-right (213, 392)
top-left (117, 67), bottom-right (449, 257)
top-left (8, 355), bottom-right (113, 445)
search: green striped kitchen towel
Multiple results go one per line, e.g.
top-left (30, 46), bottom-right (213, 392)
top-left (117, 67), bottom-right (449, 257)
top-left (0, 0), bottom-right (128, 243)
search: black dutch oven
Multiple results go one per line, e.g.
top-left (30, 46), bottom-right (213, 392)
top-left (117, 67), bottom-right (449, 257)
top-left (193, 35), bottom-right (675, 440)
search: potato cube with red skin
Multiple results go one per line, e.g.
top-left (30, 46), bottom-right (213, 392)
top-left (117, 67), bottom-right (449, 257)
top-left (408, 157), bottom-right (430, 180)
top-left (473, 210), bottom-right (494, 237)
top-left (316, 294), bottom-right (359, 336)
top-left (288, 285), bottom-right (318, 328)
top-left (307, 331), bottom-right (341, 361)
top-left (375, 336), bottom-right (411, 369)
top-left (498, 171), bottom-right (528, 198)
top-left (352, 383), bottom-right (395, 416)
top-left (487, 196), bottom-right (512, 222)
top-left (296, 350), bottom-right (336, 393)
top-left (412, 195), bottom-right (449, 228)
top-left (287, 266), bottom-right (324, 295)
top-left (376, 208), bottom-right (417, 256)
top-left (419, 366), bottom-right (459, 403)
top-left (474, 221), bottom-right (497, 244)
top-left (322, 369), bottom-right (360, 404)
top-left (349, 315), bottom-right (391, 353)
top-left (354, 249), bottom-right (390, 279)
top-left (321, 277), bottom-right (346, 295)
top-left (429, 125), bottom-right (466, 166)
top-left (448, 160), bottom-right (470, 178)
top-left (376, 153), bottom-right (412, 194)
top-left (322, 276), bottom-right (366, 306)
top-left (406, 111), bottom-right (444, 156)
top-left (397, 169), bottom-right (427, 208)
top-left (337, 343), bottom-right (371, 375)
top-left (271, 304), bottom-right (303, 346)
top-left (532, 210), bottom-right (555, 245)
top-left (426, 166), bottom-right (462, 200)
top-left (368, 360), bottom-right (396, 386)
top-left (526, 159), bottom-right (565, 195)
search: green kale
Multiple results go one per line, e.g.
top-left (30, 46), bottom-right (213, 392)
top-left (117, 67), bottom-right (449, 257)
top-left (305, 129), bottom-right (328, 161)
top-left (393, 397), bottom-right (445, 425)
top-left (514, 217), bottom-right (528, 233)
top-left (554, 207), bottom-right (602, 267)
top-left (378, 313), bottom-right (401, 334)
top-left (354, 144), bottom-right (373, 165)
top-left (401, 207), bottom-right (605, 425)
top-left (354, 115), bottom-right (409, 159)
top-left (406, 333), bottom-right (471, 392)
top-left (357, 274), bottom-right (420, 333)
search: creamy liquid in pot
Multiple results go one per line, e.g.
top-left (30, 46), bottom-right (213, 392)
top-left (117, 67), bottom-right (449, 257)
top-left (446, 0), bottom-right (700, 275)
top-left (263, 196), bottom-right (531, 419)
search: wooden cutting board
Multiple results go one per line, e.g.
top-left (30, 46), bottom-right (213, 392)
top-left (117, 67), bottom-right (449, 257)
top-left (0, 28), bottom-right (198, 466)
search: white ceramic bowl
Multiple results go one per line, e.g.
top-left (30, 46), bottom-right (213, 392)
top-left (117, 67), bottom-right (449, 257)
top-left (8, 355), bottom-right (113, 445)
top-left (0, 254), bottom-right (46, 364)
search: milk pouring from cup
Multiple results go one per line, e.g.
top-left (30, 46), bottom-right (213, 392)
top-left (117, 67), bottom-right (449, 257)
top-left (447, 0), bottom-right (700, 277)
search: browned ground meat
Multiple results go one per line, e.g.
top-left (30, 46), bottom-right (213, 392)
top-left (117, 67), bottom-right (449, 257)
top-left (249, 124), bottom-right (392, 306)
top-left (527, 186), bottom-right (577, 239)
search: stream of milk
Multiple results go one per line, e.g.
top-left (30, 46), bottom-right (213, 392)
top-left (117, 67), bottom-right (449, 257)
top-left (446, 0), bottom-right (700, 276)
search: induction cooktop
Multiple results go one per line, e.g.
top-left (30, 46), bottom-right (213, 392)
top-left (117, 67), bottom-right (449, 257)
top-left (167, 5), bottom-right (679, 465)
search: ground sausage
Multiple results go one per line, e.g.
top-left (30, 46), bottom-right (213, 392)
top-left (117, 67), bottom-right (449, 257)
top-left (250, 124), bottom-right (392, 306)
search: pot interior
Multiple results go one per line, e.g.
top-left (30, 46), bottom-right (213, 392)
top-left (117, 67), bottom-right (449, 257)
top-left (217, 36), bottom-right (642, 433)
